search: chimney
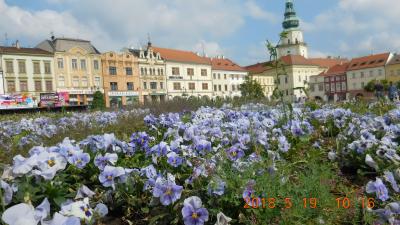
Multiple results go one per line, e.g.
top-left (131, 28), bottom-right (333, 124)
top-left (15, 40), bottom-right (20, 49)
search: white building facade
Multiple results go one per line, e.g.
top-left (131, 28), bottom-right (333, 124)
top-left (211, 57), bottom-right (247, 98)
top-left (0, 45), bottom-right (55, 99)
top-left (346, 53), bottom-right (392, 98)
top-left (154, 47), bottom-right (212, 99)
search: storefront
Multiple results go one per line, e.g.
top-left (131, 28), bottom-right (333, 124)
top-left (58, 89), bottom-right (103, 106)
top-left (107, 91), bottom-right (139, 108)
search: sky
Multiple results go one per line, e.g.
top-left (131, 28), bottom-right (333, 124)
top-left (1, 0), bottom-right (399, 66)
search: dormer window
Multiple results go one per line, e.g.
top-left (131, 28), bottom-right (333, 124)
top-left (156, 53), bottom-right (161, 60)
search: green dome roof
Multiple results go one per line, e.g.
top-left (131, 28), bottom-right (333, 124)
top-left (282, 0), bottom-right (300, 30)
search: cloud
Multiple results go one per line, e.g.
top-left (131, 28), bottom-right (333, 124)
top-left (0, 0), bottom-right (246, 54)
top-left (303, 0), bottom-right (400, 56)
top-left (245, 0), bottom-right (277, 23)
top-left (193, 40), bottom-right (223, 57)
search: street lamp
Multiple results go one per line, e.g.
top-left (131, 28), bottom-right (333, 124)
top-left (0, 69), bottom-right (4, 95)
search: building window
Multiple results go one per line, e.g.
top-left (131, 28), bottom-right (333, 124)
top-left (173, 82), bottom-right (181, 90)
top-left (218, 74), bottom-right (220, 79)
top-left (110, 82), bottom-right (118, 91)
top-left (214, 85), bottom-right (217, 91)
top-left (202, 83), bottom-right (208, 90)
top-left (352, 73), bottom-right (355, 79)
top-left (201, 69), bottom-right (207, 76)
top-left (224, 74), bottom-right (227, 79)
top-left (232, 85), bottom-right (236, 91)
top-left (80, 59), bottom-right (86, 70)
top-left (172, 67), bottom-right (180, 75)
top-left (72, 59), bottom-right (78, 70)
top-left (310, 84), bottom-right (315, 92)
top-left (127, 82), bottom-right (134, 91)
top-left (360, 72), bottom-right (364, 78)
top-left (57, 58), bottom-right (64, 69)
top-left (336, 82), bottom-right (341, 91)
top-left (325, 84), bottom-right (330, 92)
top-left (93, 60), bottom-right (99, 70)
top-left (73, 76), bottom-right (79, 87)
top-left (81, 76), bottom-right (88, 87)
top-left (45, 81), bottom-right (53, 91)
top-left (330, 83), bottom-right (335, 92)
top-left (218, 85), bottom-right (221, 91)
top-left (160, 82), bottom-right (164, 89)
top-left (188, 83), bottom-right (195, 90)
top-left (5, 61), bottom-right (13, 73)
top-left (144, 68), bottom-right (148, 75)
top-left (95, 77), bottom-right (101, 87)
top-left (126, 67), bottom-right (133, 75)
top-left (109, 66), bottom-right (117, 75)
top-left (352, 83), bottom-right (356, 88)
top-left (160, 68), bottom-right (164, 75)
top-left (34, 80), bottom-right (42, 91)
top-left (150, 68), bottom-right (153, 75)
top-left (20, 80), bottom-right (28, 92)
top-left (18, 61), bottom-right (26, 74)
top-left (7, 81), bottom-right (15, 92)
top-left (140, 68), bottom-right (144, 75)
top-left (33, 62), bottom-right (41, 74)
top-left (378, 69), bottom-right (383, 76)
top-left (369, 70), bottom-right (373, 77)
top-left (58, 76), bottom-right (65, 87)
top-left (150, 82), bottom-right (157, 90)
top-left (361, 82), bottom-right (365, 88)
top-left (44, 62), bottom-right (51, 74)
top-left (225, 85), bottom-right (228, 91)
top-left (285, 77), bottom-right (288, 84)
top-left (341, 82), bottom-right (347, 91)
top-left (213, 73), bottom-right (216, 79)
top-left (143, 82), bottom-right (147, 90)
top-left (187, 68), bottom-right (194, 76)
top-left (318, 84), bottom-right (324, 91)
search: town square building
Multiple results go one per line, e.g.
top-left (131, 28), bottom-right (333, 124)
top-left (101, 51), bottom-right (140, 108)
top-left (0, 43), bottom-right (55, 100)
top-left (211, 56), bottom-right (247, 99)
top-left (37, 37), bottom-right (103, 105)
top-left (153, 47), bottom-right (212, 99)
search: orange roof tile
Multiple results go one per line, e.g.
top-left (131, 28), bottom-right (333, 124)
top-left (321, 62), bottom-right (349, 76)
top-left (309, 58), bottom-right (348, 68)
top-left (347, 52), bottom-right (390, 71)
top-left (0, 46), bottom-right (53, 55)
top-left (211, 58), bottom-right (246, 72)
top-left (153, 46), bottom-right (211, 65)
top-left (244, 62), bottom-right (273, 74)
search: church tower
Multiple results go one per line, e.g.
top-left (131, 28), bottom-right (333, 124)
top-left (277, 0), bottom-right (308, 59)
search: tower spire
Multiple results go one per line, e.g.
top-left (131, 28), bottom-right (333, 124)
top-left (282, 0), bottom-right (300, 30)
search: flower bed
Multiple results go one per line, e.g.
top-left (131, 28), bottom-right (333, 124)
top-left (1, 103), bottom-right (400, 224)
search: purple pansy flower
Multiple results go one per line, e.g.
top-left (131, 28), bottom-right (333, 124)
top-left (366, 178), bottom-right (389, 201)
top-left (226, 145), bottom-right (245, 161)
top-left (99, 166), bottom-right (126, 190)
top-left (167, 152), bottom-right (183, 168)
top-left (94, 153), bottom-right (118, 170)
top-left (70, 152), bottom-right (90, 169)
top-left (152, 178), bottom-right (183, 206)
top-left (181, 196), bottom-right (209, 225)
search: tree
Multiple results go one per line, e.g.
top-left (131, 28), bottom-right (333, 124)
top-left (364, 79), bottom-right (389, 92)
top-left (240, 76), bottom-right (265, 99)
top-left (91, 91), bottom-right (105, 110)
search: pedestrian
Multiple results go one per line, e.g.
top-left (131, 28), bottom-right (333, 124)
top-left (374, 80), bottom-right (384, 100)
top-left (388, 82), bottom-right (398, 102)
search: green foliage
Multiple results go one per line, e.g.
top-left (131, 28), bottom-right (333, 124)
top-left (91, 91), bottom-right (105, 110)
top-left (364, 79), bottom-right (389, 92)
top-left (239, 77), bottom-right (265, 99)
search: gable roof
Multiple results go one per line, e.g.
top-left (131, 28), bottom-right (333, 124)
top-left (309, 58), bottom-right (348, 68)
top-left (0, 46), bottom-right (53, 56)
top-left (211, 58), bottom-right (246, 72)
top-left (36, 38), bottom-right (100, 54)
top-left (321, 62), bottom-right (349, 76)
top-left (387, 54), bottom-right (400, 65)
top-left (347, 52), bottom-right (390, 71)
top-left (244, 62), bottom-right (273, 74)
top-left (152, 47), bottom-right (210, 65)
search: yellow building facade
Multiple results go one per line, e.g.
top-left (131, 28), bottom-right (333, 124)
top-left (386, 54), bottom-right (400, 83)
top-left (36, 37), bottom-right (103, 105)
top-left (101, 51), bottom-right (140, 108)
